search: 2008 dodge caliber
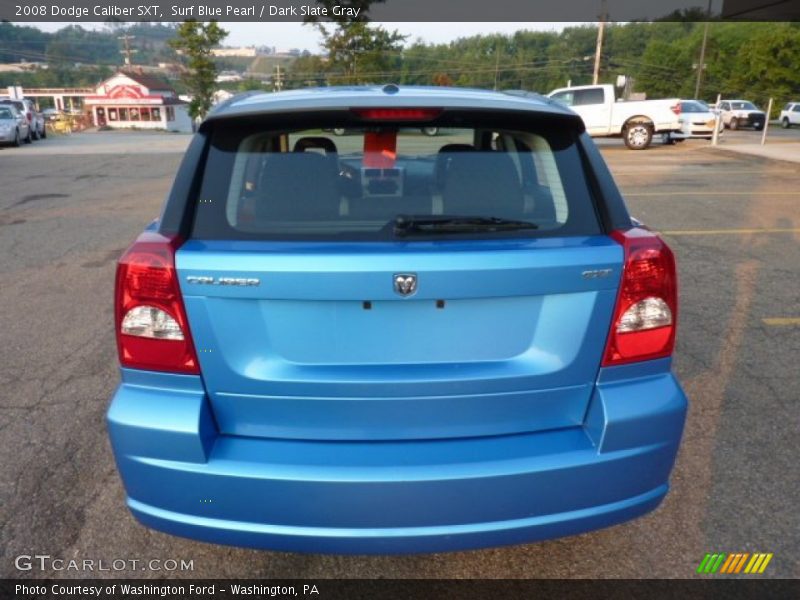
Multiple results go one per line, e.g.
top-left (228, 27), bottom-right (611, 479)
top-left (107, 85), bottom-right (688, 554)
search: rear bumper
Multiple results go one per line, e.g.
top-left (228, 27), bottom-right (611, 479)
top-left (107, 361), bottom-right (687, 554)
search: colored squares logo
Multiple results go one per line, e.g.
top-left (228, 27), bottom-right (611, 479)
top-left (697, 553), bottom-right (773, 574)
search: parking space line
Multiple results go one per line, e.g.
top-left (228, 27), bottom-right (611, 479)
top-left (661, 228), bottom-right (800, 236)
top-left (612, 170), bottom-right (800, 175)
top-left (762, 318), bottom-right (800, 326)
top-left (624, 191), bottom-right (798, 197)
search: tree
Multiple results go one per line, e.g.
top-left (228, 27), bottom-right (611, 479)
top-left (168, 20), bottom-right (228, 119)
top-left (432, 73), bottom-right (454, 86)
top-left (288, 53), bottom-right (329, 87)
top-left (316, 22), bottom-right (406, 83)
top-left (304, 0), bottom-right (405, 85)
top-left (730, 24), bottom-right (800, 115)
top-left (635, 39), bottom-right (694, 98)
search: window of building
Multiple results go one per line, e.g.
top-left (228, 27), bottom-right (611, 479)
top-left (140, 108), bottom-right (151, 121)
top-left (108, 108), bottom-right (118, 121)
top-left (166, 107), bottom-right (175, 121)
top-left (119, 107), bottom-right (129, 121)
top-left (152, 107), bottom-right (161, 121)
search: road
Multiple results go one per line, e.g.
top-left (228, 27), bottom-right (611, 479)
top-left (0, 131), bottom-right (798, 579)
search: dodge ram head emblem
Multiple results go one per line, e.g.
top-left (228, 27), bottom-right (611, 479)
top-left (393, 273), bottom-right (417, 296)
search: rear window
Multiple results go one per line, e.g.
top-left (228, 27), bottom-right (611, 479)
top-left (680, 101), bottom-right (707, 113)
top-left (0, 101), bottom-right (24, 112)
top-left (574, 88), bottom-right (605, 106)
top-left (191, 115), bottom-right (601, 241)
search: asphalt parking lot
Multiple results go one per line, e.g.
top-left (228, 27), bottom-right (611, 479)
top-left (0, 130), bottom-right (798, 579)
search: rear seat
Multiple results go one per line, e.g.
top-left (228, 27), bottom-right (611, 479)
top-left (441, 152), bottom-right (524, 216)
top-left (255, 153), bottom-right (341, 221)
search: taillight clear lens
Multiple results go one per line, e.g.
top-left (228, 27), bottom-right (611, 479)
top-left (114, 232), bottom-right (199, 374)
top-left (617, 297), bottom-right (672, 332)
top-left (602, 228), bottom-right (678, 366)
top-left (121, 306), bottom-right (185, 340)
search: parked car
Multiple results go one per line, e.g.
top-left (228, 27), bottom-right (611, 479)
top-left (779, 102), bottom-right (800, 128)
top-left (547, 84), bottom-right (681, 149)
top-left (42, 107), bottom-right (62, 122)
top-left (667, 100), bottom-right (724, 141)
top-left (0, 98), bottom-right (45, 140)
top-left (108, 85), bottom-right (688, 554)
top-left (717, 100), bottom-right (766, 130)
top-left (0, 104), bottom-right (31, 146)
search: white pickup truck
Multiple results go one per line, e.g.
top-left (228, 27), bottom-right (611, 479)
top-left (547, 84), bottom-right (681, 150)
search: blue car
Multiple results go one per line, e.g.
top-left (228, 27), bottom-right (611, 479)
top-left (107, 85), bottom-right (687, 554)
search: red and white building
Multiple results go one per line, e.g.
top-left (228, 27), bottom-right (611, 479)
top-left (84, 71), bottom-right (193, 133)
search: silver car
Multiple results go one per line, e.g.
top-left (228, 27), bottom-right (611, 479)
top-left (0, 98), bottom-right (44, 140)
top-left (671, 100), bottom-right (724, 140)
top-left (0, 104), bottom-right (31, 147)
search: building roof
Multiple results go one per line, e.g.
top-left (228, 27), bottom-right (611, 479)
top-left (118, 70), bottom-right (176, 92)
top-left (205, 85), bottom-right (573, 122)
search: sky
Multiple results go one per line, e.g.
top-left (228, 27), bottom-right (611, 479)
top-left (29, 22), bottom-right (576, 53)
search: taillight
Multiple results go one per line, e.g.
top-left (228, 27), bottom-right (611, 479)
top-left (602, 228), bottom-right (678, 366)
top-left (114, 232), bottom-right (199, 374)
top-left (352, 108), bottom-right (442, 121)
top-left (27, 113), bottom-right (32, 121)
top-left (670, 103), bottom-right (681, 116)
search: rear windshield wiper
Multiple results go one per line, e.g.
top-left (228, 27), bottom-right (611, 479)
top-left (393, 214), bottom-right (539, 236)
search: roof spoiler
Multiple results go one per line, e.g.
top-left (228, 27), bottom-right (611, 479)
top-left (501, 90), bottom-right (555, 104)
top-left (205, 90), bottom-right (264, 119)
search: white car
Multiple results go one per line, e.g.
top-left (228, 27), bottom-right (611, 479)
top-left (780, 102), bottom-right (800, 128)
top-left (668, 100), bottom-right (724, 141)
top-left (717, 100), bottom-right (766, 130)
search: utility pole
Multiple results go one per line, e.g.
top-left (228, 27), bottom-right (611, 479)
top-left (694, 0), bottom-right (713, 99)
top-left (274, 65), bottom-right (284, 91)
top-left (593, 0), bottom-right (607, 85)
top-left (493, 41), bottom-right (501, 90)
top-left (117, 35), bottom-right (138, 67)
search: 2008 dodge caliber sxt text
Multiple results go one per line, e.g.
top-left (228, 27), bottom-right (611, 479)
top-left (107, 85), bottom-right (688, 554)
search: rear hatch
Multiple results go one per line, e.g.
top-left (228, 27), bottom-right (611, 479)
top-left (176, 109), bottom-right (623, 441)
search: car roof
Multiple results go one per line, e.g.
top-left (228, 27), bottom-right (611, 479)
top-left (205, 85), bottom-right (575, 122)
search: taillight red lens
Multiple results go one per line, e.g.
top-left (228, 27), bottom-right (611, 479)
top-left (602, 228), bottom-right (678, 366)
top-left (670, 103), bottom-right (681, 115)
top-left (114, 232), bottom-right (199, 374)
top-left (352, 108), bottom-right (442, 121)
